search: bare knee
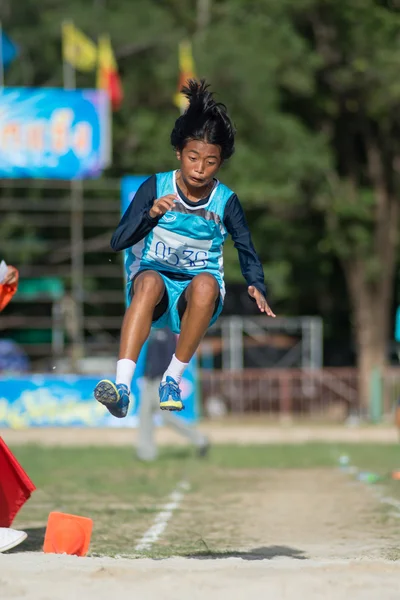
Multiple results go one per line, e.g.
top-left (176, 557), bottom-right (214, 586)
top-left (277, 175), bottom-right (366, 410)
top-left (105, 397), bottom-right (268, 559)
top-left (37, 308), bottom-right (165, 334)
top-left (187, 274), bottom-right (219, 306)
top-left (134, 271), bottom-right (165, 303)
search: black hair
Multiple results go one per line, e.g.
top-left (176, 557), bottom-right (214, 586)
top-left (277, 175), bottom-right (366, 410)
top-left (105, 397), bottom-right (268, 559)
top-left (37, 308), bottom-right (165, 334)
top-left (170, 79), bottom-right (236, 160)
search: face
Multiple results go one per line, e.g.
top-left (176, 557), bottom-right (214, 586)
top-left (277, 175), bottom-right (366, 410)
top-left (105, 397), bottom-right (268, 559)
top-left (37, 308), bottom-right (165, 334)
top-left (176, 139), bottom-right (222, 189)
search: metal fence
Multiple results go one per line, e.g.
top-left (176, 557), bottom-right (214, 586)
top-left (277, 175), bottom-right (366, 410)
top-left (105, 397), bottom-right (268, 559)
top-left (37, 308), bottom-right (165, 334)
top-left (200, 367), bottom-right (400, 421)
top-left (0, 179), bottom-right (124, 370)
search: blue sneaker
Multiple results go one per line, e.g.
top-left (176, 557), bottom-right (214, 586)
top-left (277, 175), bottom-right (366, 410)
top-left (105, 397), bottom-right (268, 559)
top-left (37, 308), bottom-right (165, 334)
top-left (94, 380), bottom-right (130, 418)
top-left (159, 376), bottom-right (184, 411)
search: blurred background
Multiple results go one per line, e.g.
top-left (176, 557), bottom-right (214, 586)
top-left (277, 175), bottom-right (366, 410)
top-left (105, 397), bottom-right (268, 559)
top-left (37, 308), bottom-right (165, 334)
top-left (1, 0), bottom-right (400, 426)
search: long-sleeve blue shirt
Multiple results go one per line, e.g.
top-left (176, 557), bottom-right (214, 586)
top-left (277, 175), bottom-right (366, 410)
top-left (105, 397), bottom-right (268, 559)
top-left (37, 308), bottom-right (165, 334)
top-left (111, 175), bottom-right (267, 298)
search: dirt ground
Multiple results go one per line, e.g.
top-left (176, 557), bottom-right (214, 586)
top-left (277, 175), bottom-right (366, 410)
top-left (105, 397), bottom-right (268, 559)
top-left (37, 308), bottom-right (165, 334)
top-left (225, 469), bottom-right (400, 560)
top-left (2, 462), bottom-right (400, 598)
top-left (165, 468), bottom-right (397, 558)
top-left (1, 420), bottom-right (399, 446)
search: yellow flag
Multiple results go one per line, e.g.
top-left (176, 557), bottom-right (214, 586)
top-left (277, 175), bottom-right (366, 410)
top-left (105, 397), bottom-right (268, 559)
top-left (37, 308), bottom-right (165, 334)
top-left (62, 22), bottom-right (97, 72)
top-left (174, 40), bottom-right (196, 112)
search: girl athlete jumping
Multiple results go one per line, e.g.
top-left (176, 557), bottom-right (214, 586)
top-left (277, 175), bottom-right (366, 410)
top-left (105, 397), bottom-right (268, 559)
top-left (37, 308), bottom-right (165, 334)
top-left (94, 79), bottom-right (275, 417)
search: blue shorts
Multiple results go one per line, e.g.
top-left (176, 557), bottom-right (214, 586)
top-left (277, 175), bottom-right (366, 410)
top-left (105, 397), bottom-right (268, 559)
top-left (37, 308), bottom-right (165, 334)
top-left (127, 270), bottom-right (224, 334)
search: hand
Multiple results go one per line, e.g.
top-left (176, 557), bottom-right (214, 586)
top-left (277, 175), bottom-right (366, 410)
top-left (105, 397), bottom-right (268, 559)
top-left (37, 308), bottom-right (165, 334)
top-left (149, 194), bottom-right (178, 219)
top-left (248, 286), bottom-right (276, 317)
top-left (3, 266), bottom-right (18, 285)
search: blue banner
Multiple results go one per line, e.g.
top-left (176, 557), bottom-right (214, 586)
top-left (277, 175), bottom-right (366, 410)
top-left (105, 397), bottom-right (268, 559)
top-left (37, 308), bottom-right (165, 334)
top-left (121, 175), bottom-right (149, 213)
top-left (0, 88), bottom-right (110, 179)
top-left (0, 373), bottom-right (198, 428)
top-left (0, 375), bottom-right (129, 428)
top-left (1, 32), bottom-right (18, 67)
top-left (121, 176), bottom-right (199, 424)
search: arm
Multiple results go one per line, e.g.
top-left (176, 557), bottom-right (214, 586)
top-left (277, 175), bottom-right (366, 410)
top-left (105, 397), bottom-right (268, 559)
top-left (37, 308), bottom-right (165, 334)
top-left (111, 175), bottom-right (160, 251)
top-left (223, 194), bottom-right (275, 316)
top-left (223, 194), bottom-right (266, 294)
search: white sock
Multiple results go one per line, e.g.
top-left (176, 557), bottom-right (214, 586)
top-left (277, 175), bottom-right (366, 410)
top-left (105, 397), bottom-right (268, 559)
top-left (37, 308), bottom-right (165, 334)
top-left (116, 359), bottom-right (136, 391)
top-left (162, 354), bottom-right (188, 385)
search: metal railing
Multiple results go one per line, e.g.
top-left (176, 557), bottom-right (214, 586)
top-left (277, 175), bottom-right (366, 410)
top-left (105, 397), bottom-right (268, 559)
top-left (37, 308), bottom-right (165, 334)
top-left (200, 367), bottom-right (400, 421)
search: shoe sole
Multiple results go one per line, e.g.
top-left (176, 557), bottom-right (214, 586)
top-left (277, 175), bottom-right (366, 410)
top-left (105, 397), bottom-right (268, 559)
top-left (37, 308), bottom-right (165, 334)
top-left (0, 531), bottom-right (27, 553)
top-left (94, 380), bottom-right (119, 407)
top-left (160, 400), bottom-right (184, 412)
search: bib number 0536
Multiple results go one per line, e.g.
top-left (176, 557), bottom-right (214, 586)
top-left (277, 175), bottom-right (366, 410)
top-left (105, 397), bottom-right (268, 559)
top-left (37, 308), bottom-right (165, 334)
top-left (155, 241), bottom-right (208, 268)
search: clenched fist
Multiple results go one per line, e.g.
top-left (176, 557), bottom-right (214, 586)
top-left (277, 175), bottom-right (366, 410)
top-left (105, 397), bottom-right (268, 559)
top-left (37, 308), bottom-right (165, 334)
top-left (149, 194), bottom-right (178, 219)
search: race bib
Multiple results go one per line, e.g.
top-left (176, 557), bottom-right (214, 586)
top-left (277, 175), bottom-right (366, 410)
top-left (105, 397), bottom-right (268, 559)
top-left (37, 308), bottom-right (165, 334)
top-left (147, 227), bottom-right (212, 270)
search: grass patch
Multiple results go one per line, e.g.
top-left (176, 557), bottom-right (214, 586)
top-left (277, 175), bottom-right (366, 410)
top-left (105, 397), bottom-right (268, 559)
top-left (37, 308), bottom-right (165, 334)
top-left (9, 442), bottom-right (400, 557)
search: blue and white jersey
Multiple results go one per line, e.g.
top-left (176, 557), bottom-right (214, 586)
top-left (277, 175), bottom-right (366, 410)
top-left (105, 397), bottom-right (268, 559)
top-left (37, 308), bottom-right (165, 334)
top-left (127, 171), bottom-right (232, 296)
top-left (111, 170), bottom-right (267, 300)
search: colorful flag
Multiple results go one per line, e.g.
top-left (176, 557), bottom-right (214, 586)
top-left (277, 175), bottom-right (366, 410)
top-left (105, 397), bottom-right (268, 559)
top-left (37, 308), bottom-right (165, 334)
top-left (62, 22), bottom-right (97, 72)
top-left (0, 437), bottom-right (36, 527)
top-left (0, 265), bottom-right (18, 312)
top-left (173, 40), bottom-right (196, 113)
top-left (97, 34), bottom-right (123, 111)
top-left (1, 31), bottom-right (18, 67)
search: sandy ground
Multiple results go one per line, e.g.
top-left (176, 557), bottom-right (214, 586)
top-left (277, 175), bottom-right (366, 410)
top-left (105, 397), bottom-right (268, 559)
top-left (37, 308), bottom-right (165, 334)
top-left (2, 466), bottom-right (400, 598)
top-left (2, 424), bottom-right (400, 598)
top-left (0, 421), bottom-right (399, 446)
top-left (1, 554), bottom-right (400, 600)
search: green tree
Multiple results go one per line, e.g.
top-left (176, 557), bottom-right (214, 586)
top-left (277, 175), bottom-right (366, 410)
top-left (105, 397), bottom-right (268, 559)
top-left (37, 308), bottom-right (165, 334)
top-left (292, 0), bottom-right (400, 408)
top-left (199, 0), bottom-right (400, 407)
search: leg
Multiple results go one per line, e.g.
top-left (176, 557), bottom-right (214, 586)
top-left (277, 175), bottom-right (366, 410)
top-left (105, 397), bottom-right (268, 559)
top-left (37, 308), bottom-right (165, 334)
top-left (162, 411), bottom-right (209, 455)
top-left (176, 273), bottom-right (220, 362)
top-left (137, 378), bottom-right (158, 461)
top-left (159, 274), bottom-right (220, 412)
top-left (94, 271), bottom-right (166, 418)
top-left (120, 271), bottom-right (166, 362)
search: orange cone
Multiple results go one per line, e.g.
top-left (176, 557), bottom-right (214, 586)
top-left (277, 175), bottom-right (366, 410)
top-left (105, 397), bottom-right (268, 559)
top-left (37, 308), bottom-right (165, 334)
top-left (43, 511), bottom-right (93, 556)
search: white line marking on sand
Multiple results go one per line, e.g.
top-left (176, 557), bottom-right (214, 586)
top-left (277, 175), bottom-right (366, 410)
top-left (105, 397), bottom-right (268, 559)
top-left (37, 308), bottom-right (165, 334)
top-left (135, 480), bottom-right (190, 552)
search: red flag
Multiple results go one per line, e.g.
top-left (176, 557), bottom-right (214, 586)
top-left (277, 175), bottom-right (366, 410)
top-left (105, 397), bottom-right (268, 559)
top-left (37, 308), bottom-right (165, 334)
top-left (0, 267), bottom-right (18, 312)
top-left (0, 438), bottom-right (36, 527)
top-left (97, 34), bottom-right (123, 111)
